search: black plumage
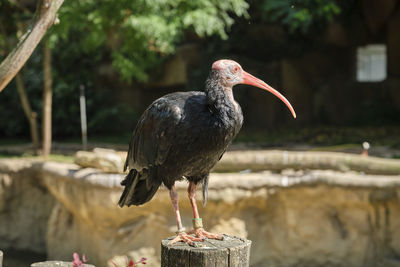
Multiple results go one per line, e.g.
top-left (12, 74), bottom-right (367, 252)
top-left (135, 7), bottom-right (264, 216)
top-left (118, 59), bottom-right (295, 244)
top-left (119, 70), bottom-right (243, 207)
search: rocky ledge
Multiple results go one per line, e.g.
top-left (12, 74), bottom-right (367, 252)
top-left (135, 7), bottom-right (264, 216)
top-left (1, 152), bottom-right (400, 267)
top-left (75, 148), bottom-right (400, 175)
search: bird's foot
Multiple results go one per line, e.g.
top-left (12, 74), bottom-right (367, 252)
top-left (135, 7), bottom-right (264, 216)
top-left (169, 231), bottom-right (205, 246)
top-left (169, 218), bottom-right (222, 246)
top-left (189, 218), bottom-right (223, 240)
top-left (188, 227), bottom-right (223, 240)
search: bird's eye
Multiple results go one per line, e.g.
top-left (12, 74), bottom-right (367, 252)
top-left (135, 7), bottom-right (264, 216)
top-left (232, 66), bottom-right (239, 73)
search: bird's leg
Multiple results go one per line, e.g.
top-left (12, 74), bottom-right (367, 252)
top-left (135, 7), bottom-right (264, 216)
top-left (168, 185), bottom-right (203, 245)
top-left (187, 181), bottom-right (223, 240)
top-left (170, 185), bottom-right (184, 232)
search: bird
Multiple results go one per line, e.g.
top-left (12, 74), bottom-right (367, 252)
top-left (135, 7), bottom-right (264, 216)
top-left (118, 59), bottom-right (296, 244)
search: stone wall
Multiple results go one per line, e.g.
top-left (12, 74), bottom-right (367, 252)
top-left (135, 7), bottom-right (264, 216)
top-left (1, 158), bottom-right (400, 267)
top-left (0, 160), bottom-right (55, 254)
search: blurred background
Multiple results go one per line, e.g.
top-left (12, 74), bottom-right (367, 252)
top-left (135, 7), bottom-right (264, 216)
top-left (1, 0), bottom-right (399, 152)
top-left (1, 0), bottom-right (400, 267)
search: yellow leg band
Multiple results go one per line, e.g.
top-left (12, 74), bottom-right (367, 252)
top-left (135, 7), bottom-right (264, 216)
top-left (193, 218), bottom-right (203, 229)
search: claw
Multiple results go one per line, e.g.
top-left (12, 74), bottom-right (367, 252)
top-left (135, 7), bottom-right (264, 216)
top-left (169, 232), bottom-right (204, 246)
top-left (169, 228), bottom-right (222, 246)
top-left (188, 228), bottom-right (223, 240)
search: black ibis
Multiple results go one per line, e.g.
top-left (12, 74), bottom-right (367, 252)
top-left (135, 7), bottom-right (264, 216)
top-left (119, 59), bottom-right (296, 244)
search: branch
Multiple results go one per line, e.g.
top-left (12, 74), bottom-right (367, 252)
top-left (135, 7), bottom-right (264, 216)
top-left (0, 16), bottom-right (40, 155)
top-left (0, 0), bottom-right (64, 92)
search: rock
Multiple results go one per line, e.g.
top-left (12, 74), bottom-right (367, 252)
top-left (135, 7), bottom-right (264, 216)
top-left (0, 158), bottom-right (34, 173)
top-left (0, 161), bottom-right (55, 254)
top-left (1, 158), bottom-right (400, 267)
top-left (214, 150), bottom-right (400, 175)
top-left (210, 218), bottom-right (248, 239)
top-left (73, 149), bottom-right (400, 175)
top-left (74, 149), bottom-right (125, 173)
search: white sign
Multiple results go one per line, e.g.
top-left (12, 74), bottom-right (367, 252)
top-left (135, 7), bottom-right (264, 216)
top-left (357, 44), bottom-right (387, 82)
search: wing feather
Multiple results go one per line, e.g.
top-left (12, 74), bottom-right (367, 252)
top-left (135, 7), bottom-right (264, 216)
top-left (124, 97), bottom-right (183, 172)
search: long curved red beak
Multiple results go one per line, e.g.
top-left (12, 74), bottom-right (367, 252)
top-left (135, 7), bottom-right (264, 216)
top-left (242, 71), bottom-right (296, 118)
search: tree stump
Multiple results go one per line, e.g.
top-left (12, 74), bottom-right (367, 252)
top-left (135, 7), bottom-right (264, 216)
top-left (31, 261), bottom-right (95, 267)
top-left (161, 235), bottom-right (251, 267)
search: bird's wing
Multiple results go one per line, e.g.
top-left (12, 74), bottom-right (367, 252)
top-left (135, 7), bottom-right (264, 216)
top-left (124, 97), bottom-right (183, 171)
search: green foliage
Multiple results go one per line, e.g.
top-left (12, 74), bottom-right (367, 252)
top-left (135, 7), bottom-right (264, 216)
top-left (0, 0), bottom-right (248, 139)
top-left (261, 0), bottom-right (341, 33)
top-left (51, 0), bottom-right (249, 82)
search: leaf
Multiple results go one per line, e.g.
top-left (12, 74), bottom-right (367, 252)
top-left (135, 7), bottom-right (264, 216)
top-left (50, 0), bottom-right (249, 82)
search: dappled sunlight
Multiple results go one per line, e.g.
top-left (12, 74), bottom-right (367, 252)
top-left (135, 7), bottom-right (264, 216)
top-left (1, 0), bottom-right (400, 266)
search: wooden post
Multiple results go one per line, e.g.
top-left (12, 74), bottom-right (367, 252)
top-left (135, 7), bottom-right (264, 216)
top-left (161, 235), bottom-right (251, 267)
top-left (0, 250), bottom-right (3, 267)
top-left (31, 261), bottom-right (95, 267)
top-left (79, 85), bottom-right (88, 150)
top-left (42, 39), bottom-right (53, 157)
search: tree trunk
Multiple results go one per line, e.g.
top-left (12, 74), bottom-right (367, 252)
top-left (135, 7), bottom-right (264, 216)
top-left (161, 235), bottom-right (251, 267)
top-left (15, 74), bottom-right (40, 155)
top-left (0, 23), bottom-right (41, 155)
top-left (42, 40), bottom-right (52, 157)
top-left (0, 0), bottom-right (64, 92)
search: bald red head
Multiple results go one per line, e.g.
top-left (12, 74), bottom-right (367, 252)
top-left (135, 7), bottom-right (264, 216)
top-left (211, 59), bottom-right (296, 118)
top-left (212, 59), bottom-right (241, 70)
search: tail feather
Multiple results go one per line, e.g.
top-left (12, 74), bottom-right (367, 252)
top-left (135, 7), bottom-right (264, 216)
top-left (118, 169), bottom-right (161, 207)
top-left (202, 174), bottom-right (209, 207)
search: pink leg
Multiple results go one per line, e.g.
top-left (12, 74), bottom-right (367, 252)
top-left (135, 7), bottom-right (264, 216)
top-left (169, 185), bottom-right (203, 245)
top-left (188, 181), bottom-right (200, 219)
top-left (169, 185), bottom-right (184, 231)
top-left (187, 181), bottom-right (222, 240)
